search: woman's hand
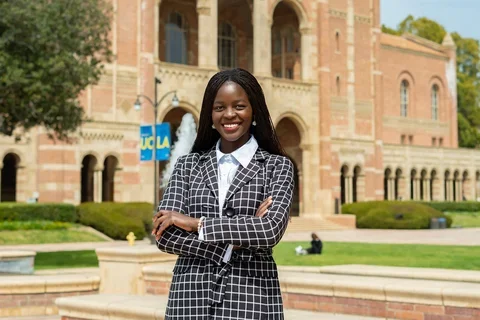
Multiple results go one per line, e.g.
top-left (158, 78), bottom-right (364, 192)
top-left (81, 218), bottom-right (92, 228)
top-left (151, 210), bottom-right (199, 241)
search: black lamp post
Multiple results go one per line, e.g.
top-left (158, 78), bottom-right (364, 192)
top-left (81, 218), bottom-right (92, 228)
top-left (134, 77), bottom-right (179, 214)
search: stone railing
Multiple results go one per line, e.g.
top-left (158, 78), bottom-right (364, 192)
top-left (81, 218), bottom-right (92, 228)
top-left (0, 273), bottom-right (99, 317)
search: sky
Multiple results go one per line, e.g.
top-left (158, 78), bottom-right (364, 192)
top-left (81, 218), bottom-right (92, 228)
top-left (381, 0), bottom-right (480, 40)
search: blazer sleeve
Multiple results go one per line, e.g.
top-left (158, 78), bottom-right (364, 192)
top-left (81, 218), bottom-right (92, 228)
top-left (200, 156), bottom-right (294, 249)
top-left (156, 155), bottom-right (230, 265)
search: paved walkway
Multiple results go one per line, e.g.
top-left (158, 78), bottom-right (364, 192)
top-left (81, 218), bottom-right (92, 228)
top-left (283, 227), bottom-right (480, 246)
top-left (0, 228), bottom-right (479, 253)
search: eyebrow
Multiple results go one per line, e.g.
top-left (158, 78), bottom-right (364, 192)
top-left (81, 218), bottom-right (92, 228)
top-left (214, 99), bottom-right (247, 104)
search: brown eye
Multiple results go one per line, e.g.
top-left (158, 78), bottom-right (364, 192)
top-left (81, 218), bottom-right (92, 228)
top-left (214, 105), bottom-right (224, 111)
top-left (235, 105), bottom-right (246, 110)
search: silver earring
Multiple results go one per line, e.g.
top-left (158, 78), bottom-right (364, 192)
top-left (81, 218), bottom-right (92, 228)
top-left (212, 124), bottom-right (215, 129)
top-left (252, 120), bottom-right (257, 126)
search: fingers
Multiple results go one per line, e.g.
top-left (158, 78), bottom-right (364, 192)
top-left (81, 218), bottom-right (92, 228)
top-left (152, 211), bottom-right (168, 236)
top-left (256, 196), bottom-right (273, 218)
top-left (155, 217), bottom-right (172, 240)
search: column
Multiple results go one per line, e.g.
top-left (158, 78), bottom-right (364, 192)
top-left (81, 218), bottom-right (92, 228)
top-left (425, 179), bottom-right (430, 201)
top-left (449, 180), bottom-right (454, 201)
top-left (94, 169), bottom-right (103, 203)
top-left (300, 27), bottom-right (314, 81)
top-left (197, 0), bottom-right (217, 69)
top-left (388, 179), bottom-right (393, 200)
top-left (253, 0), bottom-right (271, 76)
top-left (347, 176), bottom-right (353, 203)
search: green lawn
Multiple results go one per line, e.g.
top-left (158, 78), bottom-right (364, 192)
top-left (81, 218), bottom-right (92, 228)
top-left (0, 229), bottom-right (106, 245)
top-left (35, 250), bottom-right (99, 270)
top-left (33, 242), bottom-right (480, 271)
top-left (446, 212), bottom-right (480, 228)
top-left (272, 241), bottom-right (480, 270)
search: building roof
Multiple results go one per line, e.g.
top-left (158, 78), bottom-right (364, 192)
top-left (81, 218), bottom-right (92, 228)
top-left (380, 33), bottom-right (449, 58)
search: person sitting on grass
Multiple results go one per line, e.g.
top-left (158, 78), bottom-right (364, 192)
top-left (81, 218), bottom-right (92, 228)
top-left (295, 233), bottom-right (323, 255)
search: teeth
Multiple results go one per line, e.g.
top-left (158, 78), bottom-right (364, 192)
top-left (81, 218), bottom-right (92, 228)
top-left (224, 124), bottom-right (238, 128)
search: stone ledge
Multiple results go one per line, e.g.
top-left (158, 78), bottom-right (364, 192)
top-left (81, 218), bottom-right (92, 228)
top-left (56, 294), bottom-right (383, 320)
top-left (96, 246), bottom-right (176, 264)
top-left (278, 264), bottom-right (480, 284)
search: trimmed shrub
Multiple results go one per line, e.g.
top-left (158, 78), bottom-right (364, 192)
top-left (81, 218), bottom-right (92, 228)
top-left (0, 220), bottom-right (72, 231)
top-left (0, 203), bottom-right (77, 222)
top-left (77, 202), bottom-right (153, 240)
top-left (421, 201), bottom-right (480, 212)
top-left (342, 201), bottom-right (452, 229)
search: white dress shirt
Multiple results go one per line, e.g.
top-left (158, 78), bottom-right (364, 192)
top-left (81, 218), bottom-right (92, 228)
top-left (198, 135), bottom-right (259, 263)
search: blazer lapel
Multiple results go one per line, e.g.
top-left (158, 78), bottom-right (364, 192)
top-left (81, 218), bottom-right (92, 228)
top-left (223, 148), bottom-right (269, 206)
top-left (200, 147), bottom-right (219, 200)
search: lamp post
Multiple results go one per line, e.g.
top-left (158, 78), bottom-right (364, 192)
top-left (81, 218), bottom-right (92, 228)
top-left (134, 77), bottom-right (179, 214)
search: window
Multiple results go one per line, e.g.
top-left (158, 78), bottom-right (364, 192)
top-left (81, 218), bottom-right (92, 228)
top-left (409, 135), bottom-right (413, 144)
top-left (400, 80), bottom-right (409, 117)
top-left (432, 137), bottom-right (437, 146)
top-left (431, 84), bottom-right (439, 120)
top-left (401, 134), bottom-right (406, 145)
top-left (439, 137), bottom-right (444, 146)
top-left (335, 31), bottom-right (340, 52)
top-left (336, 76), bottom-right (340, 96)
top-left (286, 68), bottom-right (293, 79)
top-left (218, 22), bottom-right (236, 69)
top-left (166, 12), bottom-right (188, 64)
top-left (273, 70), bottom-right (282, 78)
top-left (286, 28), bottom-right (294, 53)
top-left (273, 30), bottom-right (281, 55)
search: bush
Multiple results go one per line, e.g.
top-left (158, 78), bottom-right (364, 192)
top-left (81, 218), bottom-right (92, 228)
top-left (342, 201), bottom-right (452, 229)
top-left (0, 203), bottom-right (77, 222)
top-left (0, 220), bottom-right (72, 231)
top-left (77, 202), bottom-right (153, 240)
top-left (421, 201), bottom-right (480, 212)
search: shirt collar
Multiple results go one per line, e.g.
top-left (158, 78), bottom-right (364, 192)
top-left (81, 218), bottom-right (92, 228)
top-left (216, 135), bottom-right (258, 168)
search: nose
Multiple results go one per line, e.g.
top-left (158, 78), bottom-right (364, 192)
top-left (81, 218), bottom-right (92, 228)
top-left (224, 106), bottom-right (236, 118)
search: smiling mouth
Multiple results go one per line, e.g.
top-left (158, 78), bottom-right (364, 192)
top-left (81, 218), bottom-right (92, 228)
top-left (223, 123), bottom-right (240, 129)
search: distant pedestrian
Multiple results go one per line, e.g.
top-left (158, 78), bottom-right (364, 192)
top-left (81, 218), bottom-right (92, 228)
top-left (295, 233), bottom-right (323, 255)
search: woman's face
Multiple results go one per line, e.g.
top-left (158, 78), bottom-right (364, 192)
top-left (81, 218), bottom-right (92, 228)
top-left (212, 81), bottom-right (253, 150)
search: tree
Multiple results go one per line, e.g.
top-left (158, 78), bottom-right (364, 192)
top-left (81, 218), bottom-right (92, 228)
top-left (385, 16), bottom-right (480, 148)
top-left (0, 0), bottom-right (113, 140)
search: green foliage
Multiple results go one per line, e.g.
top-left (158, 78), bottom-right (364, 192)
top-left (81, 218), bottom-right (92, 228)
top-left (0, 230), bottom-right (105, 245)
top-left (0, 203), bottom-right (77, 222)
top-left (422, 201), bottom-right (480, 212)
top-left (77, 202), bottom-right (153, 240)
top-left (342, 201), bottom-right (451, 229)
top-left (381, 24), bottom-right (400, 36)
top-left (35, 250), bottom-right (99, 270)
top-left (0, 220), bottom-right (72, 231)
top-left (0, 0), bottom-right (113, 140)
top-left (384, 16), bottom-right (480, 149)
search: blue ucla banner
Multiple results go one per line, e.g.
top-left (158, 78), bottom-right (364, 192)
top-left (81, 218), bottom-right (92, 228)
top-left (140, 123), bottom-right (171, 161)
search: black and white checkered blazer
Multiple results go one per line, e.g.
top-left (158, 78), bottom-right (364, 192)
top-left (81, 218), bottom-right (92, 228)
top-left (156, 146), bottom-right (294, 320)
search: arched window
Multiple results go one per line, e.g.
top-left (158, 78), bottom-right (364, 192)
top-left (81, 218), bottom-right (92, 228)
top-left (335, 31), bottom-right (340, 52)
top-left (431, 84), bottom-right (439, 120)
top-left (218, 22), bottom-right (236, 69)
top-left (400, 80), bottom-right (409, 117)
top-left (166, 12), bottom-right (187, 64)
top-left (273, 30), bottom-right (282, 55)
top-left (286, 28), bottom-right (294, 53)
top-left (336, 76), bottom-right (340, 96)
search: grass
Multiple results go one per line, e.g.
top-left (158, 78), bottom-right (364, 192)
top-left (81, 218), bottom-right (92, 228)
top-left (446, 212), bottom-right (480, 228)
top-left (35, 250), bottom-right (99, 270)
top-left (273, 241), bottom-right (480, 270)
top-left (33, 242), bottom-right (480, 271)
top-left (0, 229), bottom-right (106, 245)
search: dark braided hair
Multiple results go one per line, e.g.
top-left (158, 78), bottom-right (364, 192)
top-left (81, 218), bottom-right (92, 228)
top-left (191, 68), bottom-right (286, 156)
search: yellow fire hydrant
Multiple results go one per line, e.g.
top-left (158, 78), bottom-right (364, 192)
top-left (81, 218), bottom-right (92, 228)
top-left (126, 232), bottom-right (136, 246)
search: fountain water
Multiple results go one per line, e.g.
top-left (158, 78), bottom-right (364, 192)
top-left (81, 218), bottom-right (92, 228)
top-left (161, 113), bottom-right (197, 188)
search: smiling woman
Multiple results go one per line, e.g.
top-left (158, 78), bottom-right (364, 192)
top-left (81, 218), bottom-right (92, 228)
top-left (151, 68), bottom-right (294, 319)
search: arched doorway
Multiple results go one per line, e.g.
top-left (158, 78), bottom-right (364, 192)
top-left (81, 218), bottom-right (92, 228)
top-left (462, 170), bottom-right (469, 201)
top-left (430, 170), bottom-right (437, 201)
top-left (444, 170), bottom-right (451, 201)
top-left (102, 156), bottom-right (119, 202)
top-left (384, 168), bottom-right (391, 200)
top-left (340, 165), bottom-right (349, 204)
top-left (276, 118), bottom-right (302, 216)
top-left (420, 169), bottom-right (427, 200)
top-left (271, 1), bottom-right (301, 80)
top-left (395, 168), bottom-right (402, 200)
top-left (410, 169), bottom-right (417, 200)
top-left (353, 166), bottom-right (363, 202)
top-left (81, 155), bottom-right (97, 203)
top-left (1, 153), bottom-right (20, 202)
top-left (453, 170), bottom-right (460, 201)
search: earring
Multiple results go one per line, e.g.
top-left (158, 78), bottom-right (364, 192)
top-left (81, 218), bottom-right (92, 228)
top-left (212, 124), bottom-right (215, 129)
top-left (252, 120), bottom-right (257, 126)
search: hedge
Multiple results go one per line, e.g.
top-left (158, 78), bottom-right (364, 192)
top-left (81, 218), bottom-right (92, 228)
top-left (77, 202), bottom-right (153, 240)
top-left (420, 201), bottom-right (480, 212)
top-left (0, 220), bottom-right (72, 231)
top-left (342, 201), bottom-right (452, 229)
top-left (0, 203), bottom-right (77, 222)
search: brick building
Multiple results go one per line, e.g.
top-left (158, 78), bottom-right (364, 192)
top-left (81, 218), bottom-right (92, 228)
top-left (1, 0), bottom-right (479, 222)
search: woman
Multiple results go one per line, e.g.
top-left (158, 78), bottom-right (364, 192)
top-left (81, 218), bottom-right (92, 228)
top-left (151, 68), bottom-right (294, 319)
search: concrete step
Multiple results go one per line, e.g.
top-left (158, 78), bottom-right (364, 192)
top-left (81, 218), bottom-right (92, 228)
top-left (56, 294), bottom-right (384, 320)
top-left (286, 217), bottom-right (348, 232)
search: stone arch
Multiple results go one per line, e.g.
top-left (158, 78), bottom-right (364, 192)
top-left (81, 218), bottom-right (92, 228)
top-left (274, 111), bottom-right (309, 146)
top-left (158, 101), bottom-right (199, 124)
top-left (461, 170), bottom-right (469, 201)
top-left (395, 167), bottom-right (403, 200)
top-left (420, 169), bottom-right (428, 200)
top-left (270, 0), bottom-right (309, 29)
top-left (353, 165), bottom-right (363, 203)
top-left (81, 154), bottom-right (98, 203)
top-left (430, 169), bottom-right (439, 201)
top-left (384, 167), bottom-right (392, 200)
top-left (0, 148), bottom-right (25, 168)
top-left (1, 153), bottom-right (21, 202)
top-left (340, 164), bottom-right (349, 204)
top-left (410, 168), bottom-right (418, 200)
top-left (276, 117), bottom-right (303, 216)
